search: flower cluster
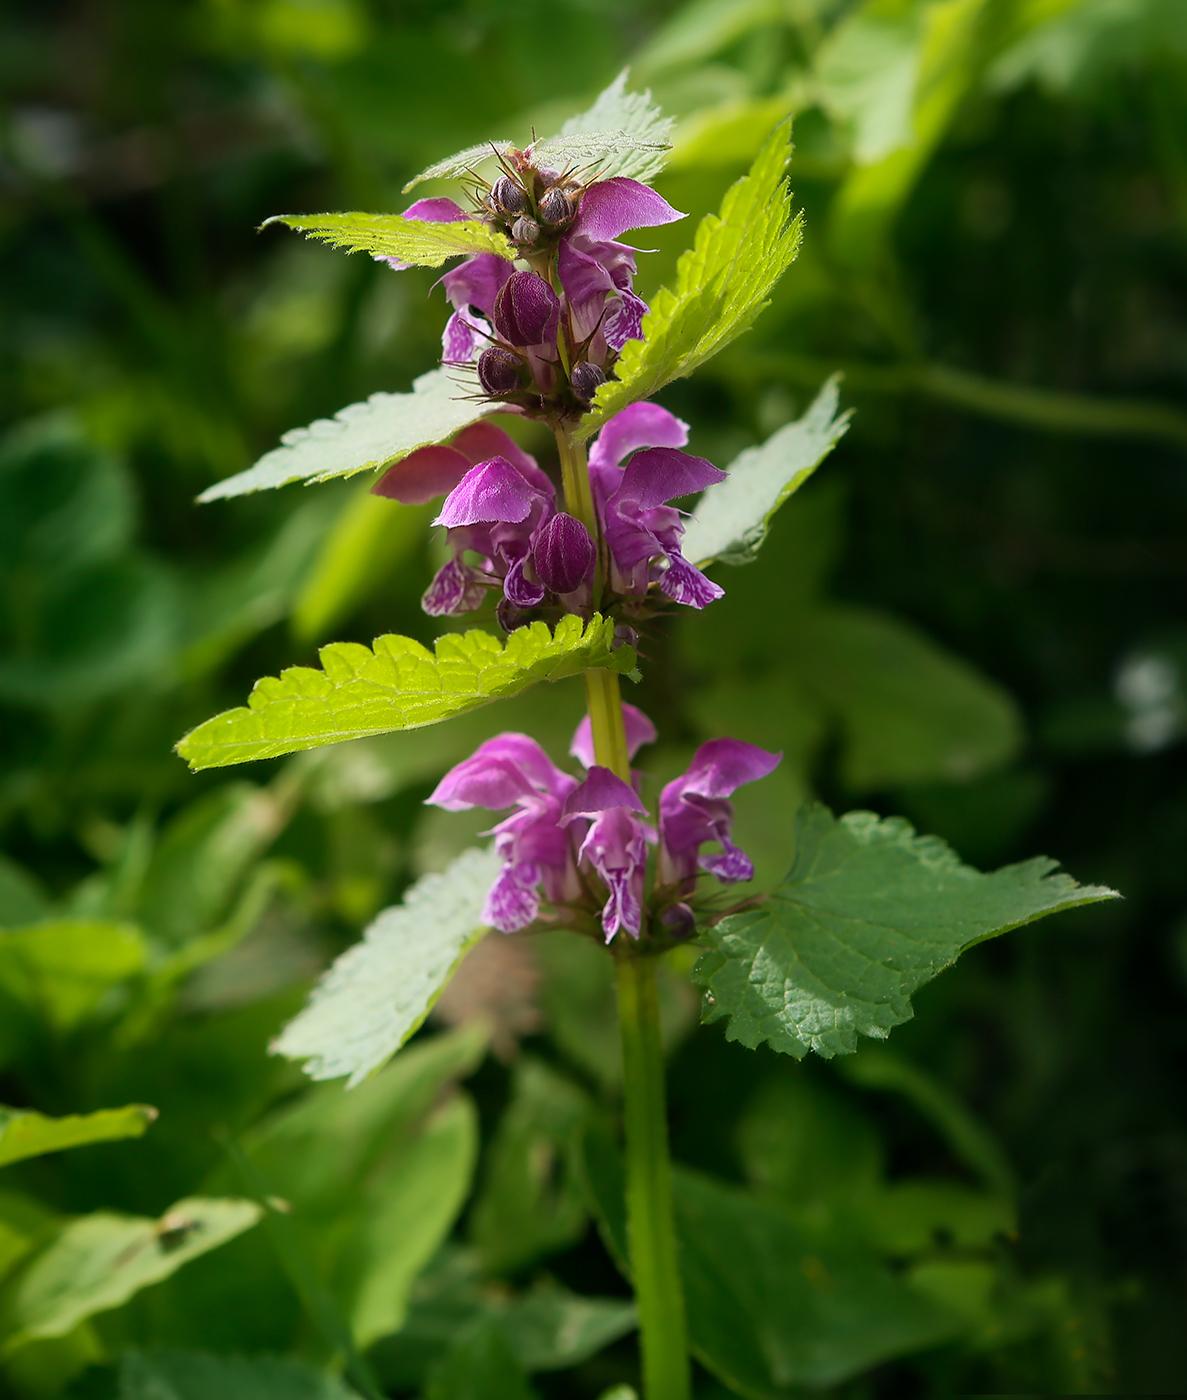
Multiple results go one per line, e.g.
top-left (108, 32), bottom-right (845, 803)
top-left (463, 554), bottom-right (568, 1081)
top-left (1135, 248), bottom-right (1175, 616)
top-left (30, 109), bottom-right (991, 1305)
top-left (385, 154), bottom-right (682, 414)
top-left (427, 704), bottom-right (780, 942)
top-left (374, 402), bottom-right (724, 626)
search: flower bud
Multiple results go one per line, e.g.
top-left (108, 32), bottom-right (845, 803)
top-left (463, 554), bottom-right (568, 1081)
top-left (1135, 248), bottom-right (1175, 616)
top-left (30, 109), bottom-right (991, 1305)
top-left (570, 361), bottom-right (606, 402)
top-left (532, 512), bottom-right (596, 595)
top-left (511, 215), bottom-right (540, 246)
top-left (477, 347), bottom-right (525, 396)
top-left (496, 597), bottom-right (529, 634)
top-left (493, 271), bottom-right (558, 347)
top-left (489, 175), bottom-right (525, 216)
top-left (538, 186), bottom-right (576, 227)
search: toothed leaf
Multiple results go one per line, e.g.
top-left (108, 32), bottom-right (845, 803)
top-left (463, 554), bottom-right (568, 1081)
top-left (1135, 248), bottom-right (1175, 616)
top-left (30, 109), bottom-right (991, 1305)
top-left (575, 122), bottom-right (802, 441)
top-left (683, 376), bottom-right (851, 568)
top-left (176, 615), bottom-right (635, 770)
top-left (199, 369), bottom-right (500, 501)
top-left (693, 804), bottom-right (1119, 1059)
top-left (263, 212), bottom-right (514, 266)
top-left (273, 847), bottom-right (500, 1087)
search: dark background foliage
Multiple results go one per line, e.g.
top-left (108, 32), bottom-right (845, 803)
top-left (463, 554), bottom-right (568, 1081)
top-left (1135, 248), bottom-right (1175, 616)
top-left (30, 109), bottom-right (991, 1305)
top-left (1, 0), bottom-right (1185, 1395)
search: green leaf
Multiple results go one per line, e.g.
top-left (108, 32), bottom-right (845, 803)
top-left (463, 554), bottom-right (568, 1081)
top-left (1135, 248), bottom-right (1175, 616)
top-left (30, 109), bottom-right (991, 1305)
top-left (274, 848), bottom-right (500, 1086)
top-left (787, 605), bottom-right (1023, 790)
top-left (118, 1350), bottom-right (361, 1400)
top-left (0, 858), bottom-right (50, 929)
top-left (682, 376), bottom-right (851, 568)
top-left (694, 803), bottom-right (1119, 1059)
top-left (673, 1168), bottom-right (959, 1393)
top-left (263, 212), bottom-right (515, 267)
top-left (0, 922), bottom-right (146, 1033)
top-left (470, 1058), bottom-right (591, 1276)
top-left (0, 1105), bottom-right (156, 1168)
top-left (548, 70), bottom-right (675, 184)
top-left (243, 1027), bottom-right (486, 1344)
top-left (425, 1317), bottom-right (537, 1400)
top-left (402, 71), bottom-right (673, 192)
top-left (497, 1281), bottom-right (636, 1372)
top-left (176, 614), bottom-right (635, 771)
top-left (0, 1197), bottom-right (261, 1351)
top-left (574, 122), bottom-right (803, 442)
top-left (635, 0), bottom-right (788, 76)
top-left (198, 368), bottom-right (500, 502)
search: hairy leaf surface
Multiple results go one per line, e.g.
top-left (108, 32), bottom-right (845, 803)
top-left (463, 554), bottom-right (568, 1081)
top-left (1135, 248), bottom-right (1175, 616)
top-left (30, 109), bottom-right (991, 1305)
top-left (273, 849), bottom-right (500, 1086)
top-left (177, 616), bottom-right (634, 770)
top-left (683, 376), bottom-right (851, 567)
top-left (694, 804), bottom-right (1118, 1058)
top-left (574, 122), bottom-right (802, 441)
top-left (262, 212), bottom-right (515, 266)
top-left (199, 369), bottom-right (499, 501)
top-left (0, 1104), bottom-right (156, 1168)
top-left (1, 1197), bottom-right (261, 1351)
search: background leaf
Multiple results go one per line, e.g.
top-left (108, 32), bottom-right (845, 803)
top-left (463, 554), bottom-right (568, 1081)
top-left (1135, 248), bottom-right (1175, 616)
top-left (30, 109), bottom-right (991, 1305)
top-left (695, 803), bottom-right (1119, 1058)
top-left (117, 1350), bottom-right (361, 1400)
top-left (0, 1105), bottom-right (156, 1169)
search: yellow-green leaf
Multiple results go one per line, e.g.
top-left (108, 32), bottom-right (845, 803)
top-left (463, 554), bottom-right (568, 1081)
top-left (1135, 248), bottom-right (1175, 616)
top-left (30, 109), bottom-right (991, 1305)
top-left (263, 212), bottom-right (515, 267)
top-left (0, 1105), bottom-right (156, 1169)
top-left (177, 615), bottom-right (635, 770)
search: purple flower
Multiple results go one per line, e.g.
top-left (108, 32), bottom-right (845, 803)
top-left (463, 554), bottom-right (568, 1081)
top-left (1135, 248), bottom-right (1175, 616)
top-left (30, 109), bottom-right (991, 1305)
top-left (372, 418), bottom-right (545, 506)
top-left (587, 403), bottom-right (727, 610)
top-left (493, 271), bottom-right (559, 348)
top-left (427, 734), bottom-right (579, 932)
top-left (659, 739), bottom-right (782, 889)
top-left (561, 766), bottom-right (653, 941)
top-left (570, 702), bottom-right (657, 770)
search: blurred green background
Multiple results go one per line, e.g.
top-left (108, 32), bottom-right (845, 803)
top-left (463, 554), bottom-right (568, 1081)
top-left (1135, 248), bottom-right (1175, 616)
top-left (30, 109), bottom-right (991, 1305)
top-left (1, 0), bottom-right (1186, 1395)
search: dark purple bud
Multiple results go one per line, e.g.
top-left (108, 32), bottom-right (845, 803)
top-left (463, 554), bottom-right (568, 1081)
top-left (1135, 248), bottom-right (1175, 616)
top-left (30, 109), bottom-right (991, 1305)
top-left (533, 512), bottom-right (596, 595)
top-left (493, 271), bottom-right (558, 347)
top-left (612, 623), bottom-right (638, 652)
top-left (539, 186), bottom-right (577, 227)
top-left (570, 361), bottom-right (606, 402)
top-left (477, 347), bottom-right (525, 396)
top-left (490, 175), bottom-right (526, 215)
top-left (496, 597), bottom-right (529, 633)
top-left (660, 902), bottom-right (696, 938)
top-left (511, 215), bottom-right (540, 246)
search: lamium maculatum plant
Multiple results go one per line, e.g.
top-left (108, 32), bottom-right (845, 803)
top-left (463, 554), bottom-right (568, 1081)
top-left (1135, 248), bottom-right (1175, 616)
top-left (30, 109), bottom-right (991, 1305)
top-left (178, 73), bottom-right (1118, 1400)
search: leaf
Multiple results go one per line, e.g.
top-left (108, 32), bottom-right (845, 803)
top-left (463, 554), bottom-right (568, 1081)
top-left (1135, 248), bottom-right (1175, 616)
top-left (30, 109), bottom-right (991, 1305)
top-left (0, 922), bottom-right (146, 1033)
top-left (682, 376), bottom-right (851, 568)
top-left (0, 1105), bottom-right (156, 1168)
top-left (403, 141), bottom-right (517, 194)
top-left (198, 368), bottom-right (500, 502)
top-left (176, 614), bottom-right (635, 771)
top-left (574, 122), bottom-right (803, 441)
top-left (635, 0), bottom-right (788, 76)
top-left (673, 1168), bottom-right (960, 1393)
top-left (787, 606), bottom-right (1023, 790)
top-left (694, 803), bottom-right (1119, 1060)
top-left (118, 1350), bottom-right (361, 1400)
top-left (273, 849), bottom-right (500, 1086)
top-left (349, 1093), bottom-right (478, 1347)
top-left (425, 1317), bottom-right (537, 1400)
top-left (0, 858), bottom-right (50, 929)
top-left (497, 1281), bottom-right (636, 1371)
top-left (550, 70), bottom-right (675, 184)
top-left (402, 70), bottom-right (674, 192)
top-left (263, 212), bottom-right (515, 267)
top-left (469, 1058), bottom-right (591, 1276)
top-left (0, 1197), bottom-right (262, 1351)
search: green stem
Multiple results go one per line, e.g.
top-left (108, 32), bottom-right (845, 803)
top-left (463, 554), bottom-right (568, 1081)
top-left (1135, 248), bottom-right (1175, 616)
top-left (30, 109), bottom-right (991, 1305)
top-left (559, 421), bottom-right (690, 1400)
top-left (616, 954), bottom-right (692, 1400)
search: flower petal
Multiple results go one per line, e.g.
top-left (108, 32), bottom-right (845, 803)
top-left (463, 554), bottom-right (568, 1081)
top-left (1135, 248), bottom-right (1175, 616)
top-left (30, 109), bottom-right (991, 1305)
top-left (560, 765), bottom-right (647, 822)
top-left (617, 446), bottom-right (726, 509)
top-left (657, 552), bottom-right (726, 609)
top-left (435, 456), bottom-right (543, 527)
top-left (573, 178), bottom-right (684, 243)
top-left (428, 754), bottom-right (539, 812)
top-left (372, 444), bottom-right (472, 504)
top-left (441, 253), bottom-right (515, 318)
top-left (589, 402), bottom-right (690, 473)
top-left (679, 738), bottom-right (782, 799)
